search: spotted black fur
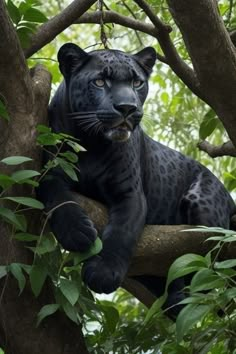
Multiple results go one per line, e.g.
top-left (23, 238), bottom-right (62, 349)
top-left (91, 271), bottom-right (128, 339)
top-left (37, 44), bottom-right (236, 316)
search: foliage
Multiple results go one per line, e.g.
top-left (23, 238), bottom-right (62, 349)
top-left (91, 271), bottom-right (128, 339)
top-left (0, 126), bottom-right (104, 326)
top-left (6, 0), bottom-right (48, 48)
top-left (141, 227), bottom-right (236, 353)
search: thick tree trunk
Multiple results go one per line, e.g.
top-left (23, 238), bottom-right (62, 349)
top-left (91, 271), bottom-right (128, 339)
top-left (167, 0), bottom-right (236, 148)
top-left (0, 1), bottom-right (89, 353)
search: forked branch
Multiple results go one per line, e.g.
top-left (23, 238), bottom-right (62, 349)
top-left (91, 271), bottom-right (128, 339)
top-left (198, 140), bottom-right (236, 158)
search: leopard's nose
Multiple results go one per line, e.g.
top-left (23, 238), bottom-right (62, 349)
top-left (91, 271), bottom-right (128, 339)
top-left (114, 103), bottom-right (137, 117)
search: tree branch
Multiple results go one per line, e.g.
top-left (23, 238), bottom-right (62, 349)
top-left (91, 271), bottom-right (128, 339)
top-left (77, 11), bottom-right (167, 63)
top-left (133, 0), bottom-right (171, 33)
top-left (133, 0), bottom-right (204, 100)
top-left (77, 194), bottom-right (236, 278)
top-left (167, 0), bottom-right (236, 149)
top-left (24, 0), bottom-right (98, 58)
top-left (198, 140), bottom-right (236, 158)
top-left (77, 8), bottom-right (204, 101)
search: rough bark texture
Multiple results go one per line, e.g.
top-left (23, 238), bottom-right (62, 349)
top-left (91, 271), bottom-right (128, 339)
top-left (198, 140), bottom-right (236, 158)
top-left (167, 0), bottom-right (236, 148)
top-left (0, 1), bottom-right (89, 353)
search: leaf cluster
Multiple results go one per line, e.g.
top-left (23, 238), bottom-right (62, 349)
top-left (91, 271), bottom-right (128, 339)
top-left (143, 227), bottom-right (236, 353)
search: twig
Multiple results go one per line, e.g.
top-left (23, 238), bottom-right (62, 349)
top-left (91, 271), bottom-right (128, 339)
top-left (77, 11), bottom-right (167, 63)
top-left (198, 140), bottom-right (236, 158)
top-left (120, 0), bottom-right (143, 46)
top-left (24, 0), bottom-right (97, 58)
top-left (133, 0), bottom-right (172, 33)
top-left (97, 0), bottom-right (109, 48)
top-left (133, 0), bottom-right (203, 100)
top-left (77, 9), bottom-right (203, 101)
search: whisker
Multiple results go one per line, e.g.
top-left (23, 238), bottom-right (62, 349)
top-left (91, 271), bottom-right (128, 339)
top-left (75, 118), bottom-right (97, 124)
top-left (88, 123), bottom-right (100, 136)
top-left (76, 119), bottom-right (98, 128)
top-left (70, 115), bottom-right (97, 120)
top-left (94, 122), bottom-right (103, 136)
top-left (67, 111), bottom-right (104, 137)
top-left (67, 111), bottom-right (96, 117)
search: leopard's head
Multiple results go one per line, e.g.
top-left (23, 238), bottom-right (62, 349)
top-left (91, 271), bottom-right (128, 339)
top-left (58, 43), bottom-right (156, 143)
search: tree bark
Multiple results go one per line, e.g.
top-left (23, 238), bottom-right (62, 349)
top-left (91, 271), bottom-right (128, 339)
top-left (78, 195), bottom-right (236, 278)
top-left (167, 0), bottom-right (236, 148)
top-left (0, 1), bottom-right (89, 353)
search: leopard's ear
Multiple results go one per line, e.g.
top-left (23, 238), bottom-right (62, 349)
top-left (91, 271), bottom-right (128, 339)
top-left (133, 47), bottom-right (157, 75)
top-left (58, 43), bottom-right (89, 77)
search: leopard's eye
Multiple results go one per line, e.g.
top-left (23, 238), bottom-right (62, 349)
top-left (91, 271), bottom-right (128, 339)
top-left (133, 79), bottom-right (144, 89)
top-left (94, 79), bottom-right (105, 87)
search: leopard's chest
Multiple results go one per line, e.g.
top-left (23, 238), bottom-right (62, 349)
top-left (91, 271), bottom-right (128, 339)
top-left (76, 143), bottom-right (143, 205)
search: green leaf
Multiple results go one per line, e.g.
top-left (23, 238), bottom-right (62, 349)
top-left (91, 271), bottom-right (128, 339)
top-left (59, 151), bottom-right (78, 163)
top-left (18, 0), bottom-right (42, 15)
top-left (2, 197), bottom-right (44, 210)
top-left (60, 278), bottom-right (80, 306)
top-left (9, 263), bottom-right (26, 294)
top-left (0, 174), bottom-right (15, 189)
top-left (176, 304), bottom-right (212, 342)
top-left (14, 214), bottom-right (27, 232)
top-left (37, 132), bottom-right (62, 146)
top-left (56, 158), bottom-right (78, 182)
top-left (0, 207), bottom-right (25, 230)
top-left (30, 264), bottom-right (48, 297)
top-left (190, 268), bottom-right (225, 293)
top-left (34, 233), bottom-right (57, 255)
top-left (66, 140), bottom-right (85, 153)
top-left (100, 304), bottom-right (120, 334)
top-left (0, 156), bottom-right (33, 165)
top-left (199, 109), bottom-right (219, 140)
top-left (62, 301), bottom-right (79, 324)
top-left (17, 25), bottom-right (36, 48)
top-left (23, 7), bottom-right (48, 23)
top-left (166, 254), bottom-right (207, 288)
top-left (11, 170), bottom-right (40, 183)
top-left (206, 236), bottom-right (225, 241)
top-left (37, 304), bottom-right (60, 327)
top-left (214, 259), bottom-right (236, 269)
top-left (14, 232), bottom-right (38, 242)
top-left (178, 294), bottom-right (206, 305)
top-left (36, 125), bottom-right (51, 133)
top-left (0, 100), bottom-right (10, 121)
top-left (7, 0), bottom-right (21, 25)
top-left (144, 295), bottom-right (166, 324)
top-left (220, 235), bottom-right (236, 243)
top-left (72, 237), bottom-right (103, 264)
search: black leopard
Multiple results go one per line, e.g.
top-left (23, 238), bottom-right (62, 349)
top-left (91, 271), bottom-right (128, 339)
top-left (37, 43), bottom-right (236, 315)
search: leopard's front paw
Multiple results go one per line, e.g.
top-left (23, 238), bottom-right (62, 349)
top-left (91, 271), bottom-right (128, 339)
top-left (50, 206), bottom-right (97, 252)
top-left (82, 254), bottom-right (127, 294)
